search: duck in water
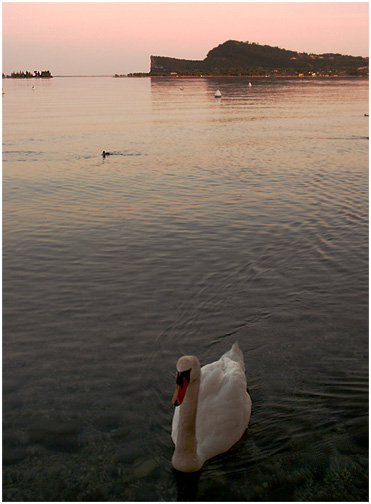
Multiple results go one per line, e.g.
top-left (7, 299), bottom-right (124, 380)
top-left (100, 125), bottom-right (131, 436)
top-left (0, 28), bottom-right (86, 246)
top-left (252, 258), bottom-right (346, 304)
top-left (102, 151), bottom-right (111, 158)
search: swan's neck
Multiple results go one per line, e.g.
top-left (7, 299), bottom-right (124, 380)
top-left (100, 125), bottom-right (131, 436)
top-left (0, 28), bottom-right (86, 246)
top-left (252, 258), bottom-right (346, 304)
top-left (172, 374), bottom-right (203, 472)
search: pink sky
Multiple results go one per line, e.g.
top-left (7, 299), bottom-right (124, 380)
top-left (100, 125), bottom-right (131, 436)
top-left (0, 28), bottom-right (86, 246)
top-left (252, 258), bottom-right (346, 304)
top-left (2, 2), bottom-right (369, 76)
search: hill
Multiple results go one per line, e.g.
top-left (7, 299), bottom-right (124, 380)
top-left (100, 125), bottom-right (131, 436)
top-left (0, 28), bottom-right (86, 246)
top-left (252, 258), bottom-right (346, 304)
top-left (149, 40), bottom-right (368, 77)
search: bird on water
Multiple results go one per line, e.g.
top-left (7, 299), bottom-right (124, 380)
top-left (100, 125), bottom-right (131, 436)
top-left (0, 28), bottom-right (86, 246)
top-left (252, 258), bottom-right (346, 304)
top-left (171, 341), bottom-right (252, 473)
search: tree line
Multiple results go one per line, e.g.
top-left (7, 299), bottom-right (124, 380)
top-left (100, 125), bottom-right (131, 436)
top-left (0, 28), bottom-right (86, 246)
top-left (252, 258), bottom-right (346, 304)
top-left (2, 70), bottom-right (53, 79)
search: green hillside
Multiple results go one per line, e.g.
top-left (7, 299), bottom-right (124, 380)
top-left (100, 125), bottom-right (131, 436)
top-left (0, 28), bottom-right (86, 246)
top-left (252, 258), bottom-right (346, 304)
top-left (149, 40), bottom-right (368, 76)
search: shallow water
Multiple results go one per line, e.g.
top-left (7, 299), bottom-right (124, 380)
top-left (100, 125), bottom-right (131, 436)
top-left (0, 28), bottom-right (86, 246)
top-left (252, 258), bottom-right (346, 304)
top-left (3, 76), bottom-right (369, 501)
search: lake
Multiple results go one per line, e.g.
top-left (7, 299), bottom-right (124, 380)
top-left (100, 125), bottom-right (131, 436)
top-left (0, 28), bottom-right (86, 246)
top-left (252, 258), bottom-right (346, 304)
top-left (2, 76), bottom-right (369, 501)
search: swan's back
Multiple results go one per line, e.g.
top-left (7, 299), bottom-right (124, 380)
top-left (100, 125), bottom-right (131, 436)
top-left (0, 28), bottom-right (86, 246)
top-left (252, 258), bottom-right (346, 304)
top-left (172, 342), bottom-right (251, 464)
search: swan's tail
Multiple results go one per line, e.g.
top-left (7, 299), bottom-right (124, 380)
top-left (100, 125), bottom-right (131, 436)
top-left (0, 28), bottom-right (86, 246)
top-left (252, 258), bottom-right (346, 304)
top-left (222, 341), bottom-right (245, 370)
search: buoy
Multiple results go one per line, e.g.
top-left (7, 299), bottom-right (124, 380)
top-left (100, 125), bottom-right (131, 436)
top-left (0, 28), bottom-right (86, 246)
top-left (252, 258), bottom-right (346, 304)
top-left (215, 89), bottom-right (222, 98)
top-left (249, 82), bottom-right (252, 87)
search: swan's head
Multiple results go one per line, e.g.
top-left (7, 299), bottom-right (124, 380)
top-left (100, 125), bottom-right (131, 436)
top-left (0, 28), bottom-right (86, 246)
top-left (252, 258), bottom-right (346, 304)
top-left (172, 356), bottom-right (200, 407)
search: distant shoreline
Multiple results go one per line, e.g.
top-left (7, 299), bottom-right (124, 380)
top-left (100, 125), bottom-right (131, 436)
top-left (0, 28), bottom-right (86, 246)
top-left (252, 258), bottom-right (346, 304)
top-left (118, 74), bottom-right (368, 79)
top-left (3, 74), bottom-right (368, 79)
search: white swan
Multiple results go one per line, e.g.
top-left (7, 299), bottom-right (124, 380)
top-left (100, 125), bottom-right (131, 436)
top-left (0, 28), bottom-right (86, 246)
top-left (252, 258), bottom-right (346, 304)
top-left (171, 342), bottom-right (252, 472)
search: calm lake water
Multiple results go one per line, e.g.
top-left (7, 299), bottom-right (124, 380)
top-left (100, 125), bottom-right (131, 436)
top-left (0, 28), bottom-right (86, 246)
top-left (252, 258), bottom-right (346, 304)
top-left (2, 76), bottom-right (369, 501)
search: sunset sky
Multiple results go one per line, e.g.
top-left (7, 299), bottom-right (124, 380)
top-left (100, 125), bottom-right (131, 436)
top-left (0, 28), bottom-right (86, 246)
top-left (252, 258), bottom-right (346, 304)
top-left (2, 2), bottom-right (369, 76)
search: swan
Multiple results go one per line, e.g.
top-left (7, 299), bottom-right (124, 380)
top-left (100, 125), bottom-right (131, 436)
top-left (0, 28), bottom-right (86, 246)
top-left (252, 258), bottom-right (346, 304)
top-left (171, 342), bottom-right (252, 473)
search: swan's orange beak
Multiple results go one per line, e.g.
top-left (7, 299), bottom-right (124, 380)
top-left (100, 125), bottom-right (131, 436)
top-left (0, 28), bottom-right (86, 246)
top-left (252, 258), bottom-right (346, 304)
top-left (172, 376), bottom-right (189, 406)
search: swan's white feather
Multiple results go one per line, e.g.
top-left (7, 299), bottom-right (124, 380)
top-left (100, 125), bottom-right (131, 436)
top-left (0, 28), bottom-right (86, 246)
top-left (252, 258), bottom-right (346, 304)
top-left (171, 342), bottom-right (251, 464)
